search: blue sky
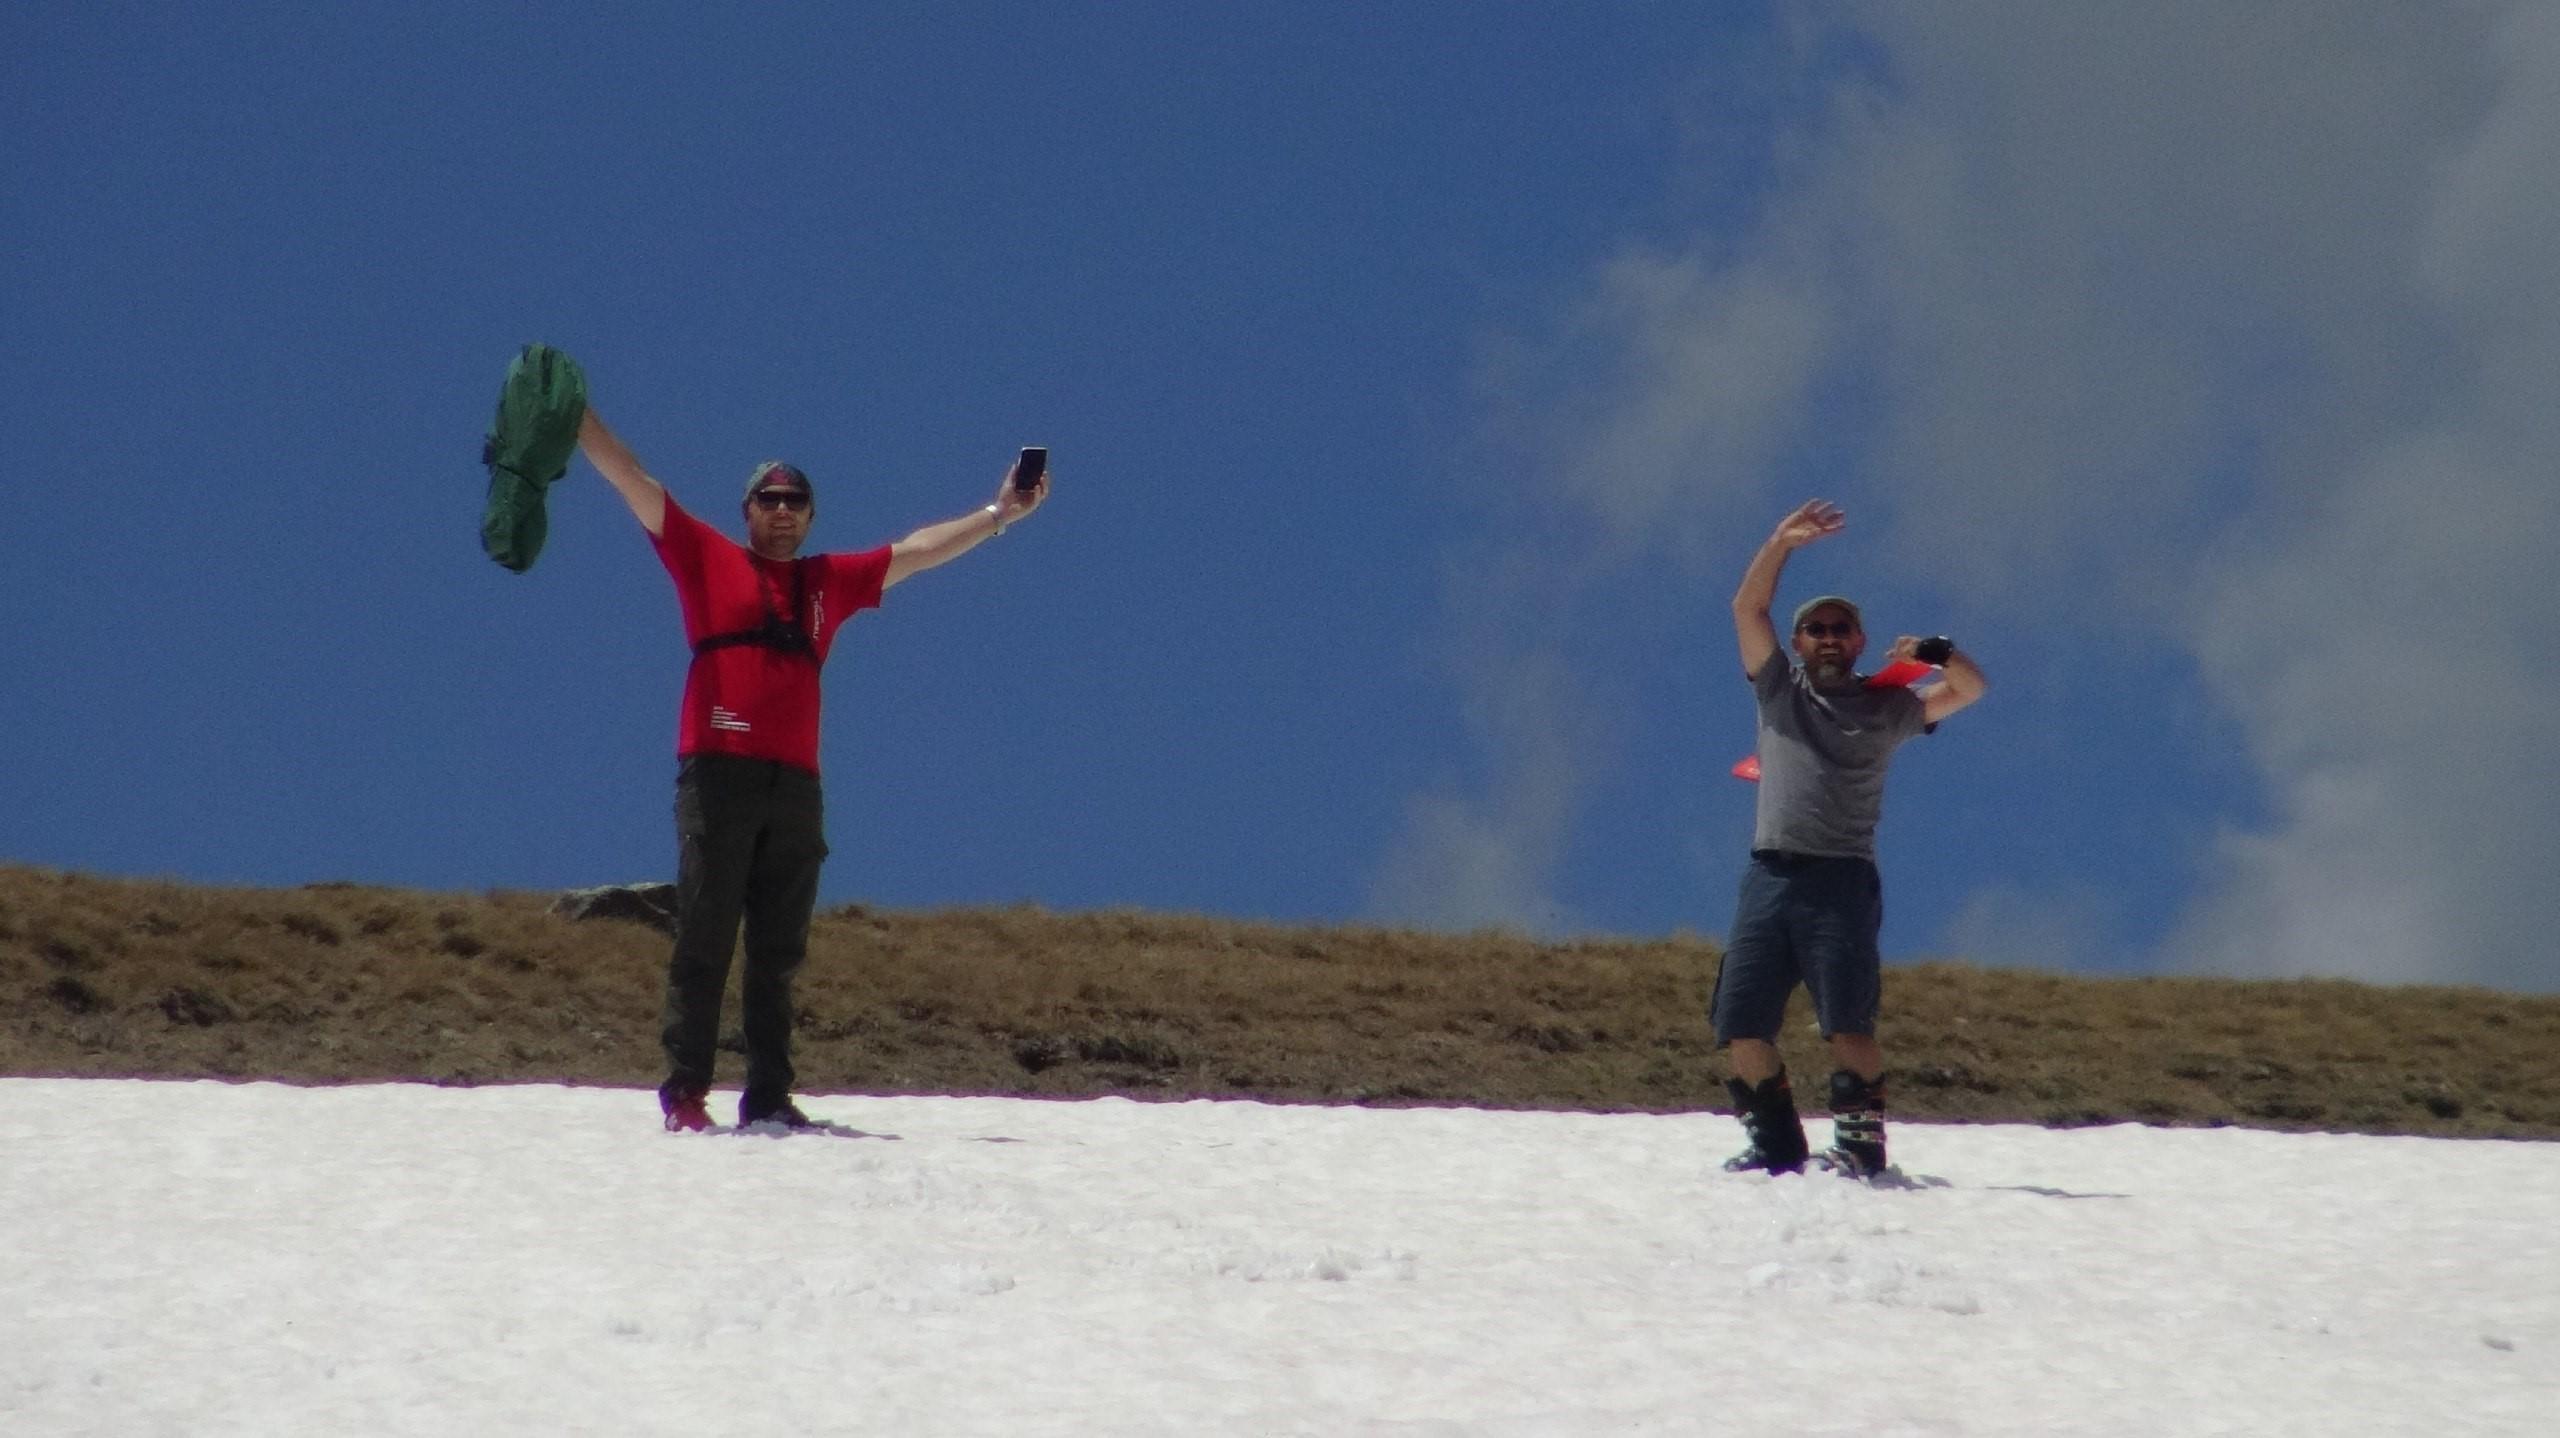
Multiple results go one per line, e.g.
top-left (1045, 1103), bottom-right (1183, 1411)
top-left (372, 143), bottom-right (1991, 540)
top-left (8, 4), bottom-right (2556, 993)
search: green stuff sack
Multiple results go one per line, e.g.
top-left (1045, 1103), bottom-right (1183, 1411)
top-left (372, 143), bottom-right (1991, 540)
top-left (480, 343), bottom-right (589, 572)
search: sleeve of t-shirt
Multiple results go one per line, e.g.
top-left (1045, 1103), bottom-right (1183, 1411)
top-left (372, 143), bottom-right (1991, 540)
top-left (1750, 648), bottom-right (1793, 703)
top-left (826, 545), bottom-right (892, 612)
top-left (650, 494), bottom-right (711, 584)
top-left (1892, 686), bottom-right (1931, 740)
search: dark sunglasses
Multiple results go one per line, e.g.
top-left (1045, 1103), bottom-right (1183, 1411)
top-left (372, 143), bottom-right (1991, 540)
top-left (751, 489), bottom-right (810, 512)
top-left (1797, 620), bottom-right (1857, 638)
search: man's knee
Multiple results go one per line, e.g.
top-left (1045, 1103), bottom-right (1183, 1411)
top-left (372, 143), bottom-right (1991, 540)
top-left (1825, 1030), bottom-right (1883, 1080)
top-left (1726, 1037), bottom-right (1785, 1083)
top-left (739, 941), bottom-right (807, 988)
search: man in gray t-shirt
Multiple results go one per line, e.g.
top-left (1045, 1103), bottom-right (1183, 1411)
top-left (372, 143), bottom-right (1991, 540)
top-left (1714, 499), bottom-right (1986, 1177)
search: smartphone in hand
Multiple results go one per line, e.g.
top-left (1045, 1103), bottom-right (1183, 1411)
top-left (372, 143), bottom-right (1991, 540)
top-left (1013, 447), bottom-right (1048, 492)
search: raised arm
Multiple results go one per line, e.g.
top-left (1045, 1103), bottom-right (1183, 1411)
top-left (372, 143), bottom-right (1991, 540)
top-left (577, 407), bottom-right (667, 537)
top-left (1733, 500), bottom-right (1845, 676)
top-left (882, 454), bottom-right (1052, 590)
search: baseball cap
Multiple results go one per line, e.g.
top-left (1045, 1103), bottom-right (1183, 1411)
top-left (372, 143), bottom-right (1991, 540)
top-left (1791, 595), bottom-right (1863, 631)
top-left (745, 461), bottom-right (812, 502)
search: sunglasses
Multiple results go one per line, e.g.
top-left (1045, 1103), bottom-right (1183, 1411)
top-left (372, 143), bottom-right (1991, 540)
top-left (1797, 620), bottom-right (1857, 638)
top-left (751, 489), bottom-right (810, 512)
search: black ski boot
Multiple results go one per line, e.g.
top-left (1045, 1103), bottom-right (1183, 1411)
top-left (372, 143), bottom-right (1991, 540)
top-left (1820, 1069), bottom-right (1889, 1178)
top-left (1723, 1072), bottom-right (1810, 1174)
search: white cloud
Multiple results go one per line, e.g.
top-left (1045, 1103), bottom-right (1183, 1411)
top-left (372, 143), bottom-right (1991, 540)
top-left (1547, 250), bottom-right (1836, 551)
top-left (1367, 251), bottom-right (1836, 931)
top-left (1938, 880), bottom-right (2124, 976)
top-left (2161, 4), bottom-right (2560, 987)
top-left (1367, 643), bottom-right (1606, 935)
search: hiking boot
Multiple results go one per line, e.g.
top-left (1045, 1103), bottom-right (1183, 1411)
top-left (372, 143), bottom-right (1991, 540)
top-left (1822, 1069), bottom-right (1888, 1177)
top-left (1722, 1072), bottom-right (1809, 1174)
top-left (661, 1085), bottom-right (712, 1134)
top-left (739, 1094), bottom-right (815, 1130)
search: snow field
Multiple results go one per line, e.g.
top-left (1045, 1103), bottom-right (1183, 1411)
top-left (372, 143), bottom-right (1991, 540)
top-left (3, 1079), bottom-right (2553, 1436)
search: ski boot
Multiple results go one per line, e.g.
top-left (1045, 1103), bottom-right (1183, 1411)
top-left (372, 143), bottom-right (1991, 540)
top-left (739, 1093), bottom-right (817, 1131)
top-left (1723, 1072), bottom-right (1810, 1174)
top-left (1819, 1069), bottom-right (1888, 1178)
top-left (660, 1082), bottom-right (713, 1134)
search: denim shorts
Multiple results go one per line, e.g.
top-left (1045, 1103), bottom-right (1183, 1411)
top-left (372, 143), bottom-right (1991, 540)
top-left (1710, 851), bottom-right (1884, 1043)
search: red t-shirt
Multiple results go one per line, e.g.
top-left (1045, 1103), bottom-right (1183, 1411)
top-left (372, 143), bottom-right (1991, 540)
top-left (651, 496), bottom-right (889, 773)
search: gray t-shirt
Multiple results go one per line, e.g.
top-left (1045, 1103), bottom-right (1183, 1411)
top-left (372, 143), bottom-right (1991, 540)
top-left (1748, 649), bottom-right (1929, 860)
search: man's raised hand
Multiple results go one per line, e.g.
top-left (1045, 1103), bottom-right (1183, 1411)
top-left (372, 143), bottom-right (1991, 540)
top-left (1774, 499), bottom-right (1846, 550)
top-left (994, 461), bottom-right (1050, 524)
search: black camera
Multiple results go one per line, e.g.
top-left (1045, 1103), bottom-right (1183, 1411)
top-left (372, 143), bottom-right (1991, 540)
top-left (1913, 636), bottom-right (1955, 665)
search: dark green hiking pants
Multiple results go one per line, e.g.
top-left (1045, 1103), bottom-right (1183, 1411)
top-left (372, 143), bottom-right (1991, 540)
top-left (660, 754), bottom-right (828, 1109)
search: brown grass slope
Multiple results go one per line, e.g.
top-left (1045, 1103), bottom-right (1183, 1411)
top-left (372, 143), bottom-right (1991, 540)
top-left (3, 864), bottom-right (2555, 1139)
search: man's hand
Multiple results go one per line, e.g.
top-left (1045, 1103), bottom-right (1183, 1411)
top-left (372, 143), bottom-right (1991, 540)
top-left (1903, 637), bottom-right (1986, 724)
top-left (993, 457), bottom-right (1052, 526)
top-left (1773, 499), bottom-right (1846, 550)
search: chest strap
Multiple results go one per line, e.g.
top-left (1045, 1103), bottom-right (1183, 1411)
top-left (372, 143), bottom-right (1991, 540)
top-left (691, 558), bottom-right (815, 659)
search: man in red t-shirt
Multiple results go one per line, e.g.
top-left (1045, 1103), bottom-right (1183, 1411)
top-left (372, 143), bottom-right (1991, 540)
top-left (576, 405), bottom-right (1050, 1132)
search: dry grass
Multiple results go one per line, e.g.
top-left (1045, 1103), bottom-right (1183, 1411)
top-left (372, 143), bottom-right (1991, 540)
top-left (3, 864), bottom-right (2555, 1139)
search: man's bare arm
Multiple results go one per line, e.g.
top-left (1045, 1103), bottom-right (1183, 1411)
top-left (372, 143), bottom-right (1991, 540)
top-left (577, 408), bottom-right (667, 537)
top-left (1734, 500), bottom-right (1845, 676)
top-left (882, 457), bottom-right (1052, 590)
